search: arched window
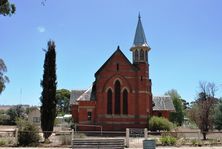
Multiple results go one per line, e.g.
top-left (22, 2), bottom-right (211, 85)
top-left (115, 80), bottom-right (121, 114)
top-left (140, 49), bottom-right (144, 60)
top-left (107, 89), bottom-right (112, 114)
top-left (116, 63), bottom-right (119, 71)
top-left (135, 50), bottom-right (138, 61)
top-left (123, 89), bottom-right (128, 115)
top-left (145, 50), bottom-right (148, 62)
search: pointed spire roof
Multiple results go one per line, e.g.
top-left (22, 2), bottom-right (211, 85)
top-left (133, 14), bottom-right (148, 46)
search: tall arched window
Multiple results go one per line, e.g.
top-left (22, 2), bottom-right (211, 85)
top-left (140, 49), bottom-right (144, 60)
top-left (145, 50), bottom-right (148, 62)
top-left (123, 89), bottom-right (128, 115)
top-left (135, 50), bottom-right (138, 62)
top-left (107, 89), bottom-right (112, 114)
top-left (115, 80), bottom-right (121, 114)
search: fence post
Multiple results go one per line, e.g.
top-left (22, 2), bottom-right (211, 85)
top-left (198, 130), bottom-right (201, 143)
top-left (126, 128), bottom-right (129, 148)
top-left (71, 129), bottom-right (74, 147)
top-left (100, 126), bottom-right (103, 136)
top-left (15, 128), bottom-right (18, 146)
top-left (144, 128), bottom-right (148, 140)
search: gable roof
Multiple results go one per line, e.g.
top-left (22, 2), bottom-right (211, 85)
top-left (153, 96), bottom-right (175, 111)
top-left (70, 90), bottom-right (86, 105)
top-left (76, 87), bottom-right (92, 102)
top-left (95, 46), bottom-right (138, 76)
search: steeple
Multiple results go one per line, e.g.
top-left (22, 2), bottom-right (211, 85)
top-left (130, 14), bottom-right (151, 64)
top-left (133, 13), bottom-right (148, 46)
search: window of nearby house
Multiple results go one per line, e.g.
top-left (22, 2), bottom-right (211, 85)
top-left (33, 117), bottom-right (40, 123)
top-left (123, 89), bottom-right (128, 115)
top-left (107, 89), bottom-right (112, 114)
top-left (115, 80), bottom-right (121, 114)
top-left (87, 112), bottom-right (92, 121)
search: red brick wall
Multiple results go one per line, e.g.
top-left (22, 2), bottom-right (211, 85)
top-left (71, 101), bottom-right (96, 124)
top-left (71, 49), bottom-right (154, 130)
top-left (153, 111), bottom-right (170, 119)
top-left (94, 50), bottom-right (152, 130)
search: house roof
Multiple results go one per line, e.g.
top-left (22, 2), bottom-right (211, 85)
top-left (153, 96), bottom-right (175, 111)
top-left (95, 46), bottom-right (138, 77)
top-left (75, 87), bottom-right (92, 102)
top-left (70, 90), bottom-right (86, 105)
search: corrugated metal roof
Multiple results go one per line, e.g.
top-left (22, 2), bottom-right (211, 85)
top-left (76, 87), bottom-right (92, 101)
top-left (153, 96), bottom-right (175, 111)
top-left (69, 90), bottom-right (86, 105)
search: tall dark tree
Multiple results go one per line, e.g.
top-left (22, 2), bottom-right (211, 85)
top-left (40, 41), bottom-right (57, 141)
top-left (0, 0), bottom-right (16, 16)
top-left (0, 58), bottom-right (9, 94)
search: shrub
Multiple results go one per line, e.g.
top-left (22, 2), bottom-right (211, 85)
top-left (0, 139), bottom-right (6, 146)
top-left (160, 136), bottom-right (176, 146)
top-left (149, 116), bottom-right (174, 131)
top-left (16, 119), bottom-right (40, 146)
top-left (191, 139), bottom-right (197, 146)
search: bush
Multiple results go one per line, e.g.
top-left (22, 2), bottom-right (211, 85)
top-left (0, 139), bottom-right (6, 146)
top-left (16, 119), bottom-right (40, 146)
top-left (160, 136), bottom-right (176, 146)
top-left (149, 116), bottom-right (174, 131)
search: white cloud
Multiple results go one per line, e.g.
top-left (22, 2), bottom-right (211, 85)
top-left (37, 26), bottom-right (46, 33)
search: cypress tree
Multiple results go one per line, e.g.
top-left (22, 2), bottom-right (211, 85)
top-left (40, 40), bottom-right (57, 141)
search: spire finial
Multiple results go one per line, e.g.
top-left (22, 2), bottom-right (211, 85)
top-left (138, 12), bottom-right (141, 19)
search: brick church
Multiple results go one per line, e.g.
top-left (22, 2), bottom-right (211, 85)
top-left (70, 15), bottom-right (175, 131)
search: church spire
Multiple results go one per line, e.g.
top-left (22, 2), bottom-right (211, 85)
top-left (130, 14), bottom-right (151, 64)
top-left (133, 14), bottom-right (148, 46)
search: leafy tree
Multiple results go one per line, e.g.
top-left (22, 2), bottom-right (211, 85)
top-left (165, 89), bottom-right (184, 126)
top-left (56, 89), bottom-right (70, 115)
top-left (40, 40), bottom-right (57, 142)
top-left (188, 82), bottom-right (218, 140)
top-left (181, 99), bottom-right (190, 110)
top-left (26, 106), bottom-right (38, 115)
top-left (214, 99), bottom-right (222, 131)
top-left (7, 105), bottom-right (26, 125)
top-left (0, 0), bottom-right (16, 16)
top-left (0, 110), bottom-right (9, 125)
top-left (0, 59), bottom-right (9, 94)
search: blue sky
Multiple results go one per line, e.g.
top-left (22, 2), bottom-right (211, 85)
top-left (0, 0), bottom-right (222, 105)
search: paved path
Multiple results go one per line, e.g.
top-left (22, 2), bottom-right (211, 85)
top-left (0, 147), bottom-right (222, 149)
top-left (156, 147), bottom-right (222, 149)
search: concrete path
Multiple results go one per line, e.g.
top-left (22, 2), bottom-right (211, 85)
top-left (156, 147), bottom-right (222, 149)
top-left (0, 147), bottom-right (222, 149)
